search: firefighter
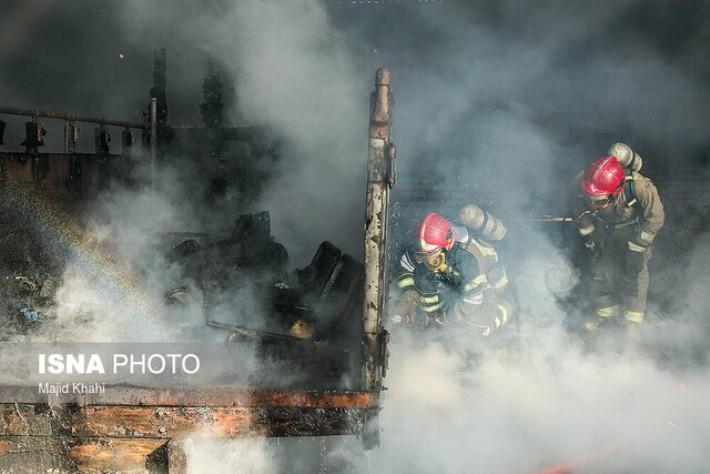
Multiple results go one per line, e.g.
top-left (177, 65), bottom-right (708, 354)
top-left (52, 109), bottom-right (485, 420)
top-left (393, 205), bottom-right (512, 337)
top-left (571, 144), bottom-right (664, 331)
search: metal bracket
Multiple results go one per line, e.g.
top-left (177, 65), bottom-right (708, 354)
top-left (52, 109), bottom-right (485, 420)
top-left (385, 142), bottom-right (396, 186)
top-left (379, 329), bottom-right (390, 379)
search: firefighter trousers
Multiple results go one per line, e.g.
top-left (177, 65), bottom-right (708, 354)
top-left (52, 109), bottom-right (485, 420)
top-left (591, 235), bottom-right (651, 324)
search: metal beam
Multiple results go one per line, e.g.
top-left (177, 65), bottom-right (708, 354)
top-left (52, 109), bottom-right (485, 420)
top-left (150, 97), bottom-right (158, 184)
top-left (0, 105), bottom-right (147, 130)
top-left (362, 68), bottom-right (393, 393)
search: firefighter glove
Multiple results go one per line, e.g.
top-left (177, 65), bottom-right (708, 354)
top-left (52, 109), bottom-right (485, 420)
top-left (581, 232), bottom-right (601, 260)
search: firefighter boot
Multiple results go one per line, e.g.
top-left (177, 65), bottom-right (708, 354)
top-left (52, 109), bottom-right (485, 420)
top-left (584, 300), bottom-right (619, 331)
top-left (583, 318), bottom-right (604, 331)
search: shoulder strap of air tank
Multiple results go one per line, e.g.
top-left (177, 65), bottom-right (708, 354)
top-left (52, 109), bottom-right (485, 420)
top-left (462, 237), bottom-right (483, 263)
top-left (623, 168), bottom-right (638, 207)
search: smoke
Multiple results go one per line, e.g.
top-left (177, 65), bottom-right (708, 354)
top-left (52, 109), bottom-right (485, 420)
top-left (184, 435), bottom-right (366, 473)
top-left (335, 2), bottom-right (710, 473)
top-left (343, 1), bottom-right (710, 186)
top-left (114, 0), bottom-right (370, 263)
top-left (372, 324), bottom-right (710, 474)
top-left (186, 438), bottom-right (276, 474)
top-left (369, 222), bottom-right (710, 474)
top-left (48, 177), bottom-right (187, 342)
top-left (2, 0), bottom-right (371, 395)
top-left (2, 0), bottom-right (710, 471)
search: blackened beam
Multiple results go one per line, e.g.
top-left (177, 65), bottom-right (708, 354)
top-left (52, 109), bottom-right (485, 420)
top-left (0, 405), bottom-right (375, 438)
top-left (0, 404), bottom-right (378, 472)
top-left (0, 152), bottom-right (121, 160)
top-left (0, 105), bottom-right (147, 130)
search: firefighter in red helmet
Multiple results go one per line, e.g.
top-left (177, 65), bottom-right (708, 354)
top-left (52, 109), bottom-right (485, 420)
top-left (393, 205), bottom-right (512, 337)
top-left (571, 147), bottom-right (664, 332)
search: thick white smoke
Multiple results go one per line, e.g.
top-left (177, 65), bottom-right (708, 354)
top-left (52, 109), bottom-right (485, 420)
top-left (4, 0), bottom-right (710, 471)
top-left (112, 1), bottom-right (710, 472)
top-left (118, 0), bottom-right (369, 264)
top-left (373, 325), bottom-right (710, 474)
top-left (186, 438), bottom-right (276, 474)
top-left (369, 222), bottom-right (710, 473)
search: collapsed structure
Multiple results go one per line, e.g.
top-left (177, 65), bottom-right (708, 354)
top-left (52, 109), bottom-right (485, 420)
top-left (0, 53), bottom-right (394, 472)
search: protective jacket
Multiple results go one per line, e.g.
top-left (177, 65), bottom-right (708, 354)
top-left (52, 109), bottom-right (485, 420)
top-left (573, 170), bottom-right (664, 249)
top-left (396, 225), bottom-right (511, 335)
top-left (571, 169), bottom-right (665, 323)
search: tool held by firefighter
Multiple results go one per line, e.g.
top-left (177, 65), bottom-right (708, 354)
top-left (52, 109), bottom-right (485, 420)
top-left (570, 143), bottom-right (664, 332)
top-left (392, 205), bottom-right (512, 337)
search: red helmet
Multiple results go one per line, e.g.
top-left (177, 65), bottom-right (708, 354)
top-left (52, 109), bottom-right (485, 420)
top-left (415, 212), bottom-right (455, 255)
top-left (580, 155), bottom-right (626, 196)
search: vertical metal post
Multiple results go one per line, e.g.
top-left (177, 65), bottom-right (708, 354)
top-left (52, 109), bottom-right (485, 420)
top-left (65, 121), bottom-right (79, 154)
top-left (64, 120), bottom-right (69, 154)
top-left (150, 97), bottom-right (158, 185)
top-left (362, 68), bottom-right (393, 393)
top-left (151, 48), bottom-right (168, 158)
top-left (121, 128), bottom-right (134, 157)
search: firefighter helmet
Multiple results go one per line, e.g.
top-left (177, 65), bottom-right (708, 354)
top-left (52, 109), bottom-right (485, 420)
top-left (415, 212), bottom-right (455, 255)
top-left (580, 155), bottom-right (626, 196)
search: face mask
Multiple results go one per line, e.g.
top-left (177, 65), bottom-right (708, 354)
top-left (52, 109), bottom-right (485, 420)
top-left (417, 250), bottom-right (447, 272)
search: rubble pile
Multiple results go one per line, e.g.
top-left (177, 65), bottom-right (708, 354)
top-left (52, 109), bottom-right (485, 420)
top-left (0, 193), bottom-right (64, 337)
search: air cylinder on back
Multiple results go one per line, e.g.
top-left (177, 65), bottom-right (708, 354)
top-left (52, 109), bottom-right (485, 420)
top-left (608, 142), bottom-right (642, 172)
top-left (458, 204), bottom-right (507, 241)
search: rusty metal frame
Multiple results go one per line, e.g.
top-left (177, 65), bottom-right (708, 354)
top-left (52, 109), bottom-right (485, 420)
top-left (0, 106), bottom-right (147, 130)
top-left (362, 68), bottom-right (393, 393)
top-left (0, 386), bottom-right (378, 472)
top-left (0, 67), bottom-right (395, 471)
